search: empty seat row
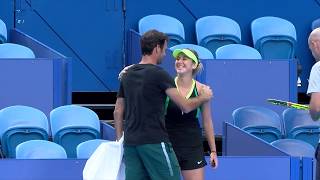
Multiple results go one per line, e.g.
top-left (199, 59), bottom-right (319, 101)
top-left (0, 105), bottom-right (100, 158)
top-left (169, 43), bottom-right (262, 60)
top-left (233, 106), bottom-right (317, 159)
top-left (232, 106), bottom-right (320, 148)
top-left (138, 14), bottom-right (297, 60)
top-left (170, 44), bottom-right (214, 59)
top-left (15, 138), bottom-right (109, 159)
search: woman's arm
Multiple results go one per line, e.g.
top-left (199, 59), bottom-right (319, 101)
top-left (201, 101), bottom-right (218, 168)
top-left (197, 81), bottom-right (218, 168)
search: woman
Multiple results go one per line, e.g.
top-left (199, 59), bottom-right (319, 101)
top-left (165, 48), bottom-right (218, 180)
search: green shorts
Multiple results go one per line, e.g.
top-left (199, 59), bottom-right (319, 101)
top-left (124, 142), bottom-right (181, 180)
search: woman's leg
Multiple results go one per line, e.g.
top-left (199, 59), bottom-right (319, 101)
top-left (181, 167), bottom-right (204, 180)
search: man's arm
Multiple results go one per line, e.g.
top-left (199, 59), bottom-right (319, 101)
top-left (165, 85), bottom-right (212, 113)
top-left (309, 92), bottom-right (320, 121)
top-left (114, 97), bottom-right (125, 140)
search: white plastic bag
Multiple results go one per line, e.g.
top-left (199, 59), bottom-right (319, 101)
top-left (83, 136), bottom-right (125, 180)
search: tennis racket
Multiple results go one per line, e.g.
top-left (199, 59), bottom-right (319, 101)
top-left (267, 98), bottom-right (309, 110)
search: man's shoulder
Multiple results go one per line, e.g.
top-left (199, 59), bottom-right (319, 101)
top-left (129, 64), bottom-right (170, 80)
top-left (132, 64), bottom-right (162, 71)
top-left (307, 61), bottom-right (320, 94)
top-left (312, 61), bottom-right (320, 69)
top-left (145, 65), bottom-right (168, 75)
top-left (309, 61), bottom-right (320, 75)
top-left (127, 64), bottom-right (158, 74)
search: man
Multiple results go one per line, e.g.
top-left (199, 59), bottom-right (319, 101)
top-left (113, 29), bottom-right (212, 180)
top-left (307, 27), bottom-right (320, 179)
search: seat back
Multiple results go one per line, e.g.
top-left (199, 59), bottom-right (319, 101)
top-left (16, 140), bottom-right (67, 159)
top-left (271, 139), bottom-right (315, 158)
top-left (0, 19), bottom-right (7, 44)
top-left (0, 105), bottom-right (49, 158)
top-left (251, 16), bottom-right (297, 59)
top-left (170, 44), bottom-right (214, 60)
top-left (282, 108), bottom-right (320, 148)
top-left (232, 106), bottom-right (282, 142)
top-left (0, 43), bottom-right (35, 58)
top-left (311, 18), bottom-right (320, 30)
top-left (77, 139), bottom-right (110, 159)
top-left (215, 44), bottom-right (262, 59)
top-left (272, 138), bottom-right (314, 180)
top-left (196, 16), bottom-right (241, 57)
top-left (50, 105), bottom-right (100, 158)
top-left (139, 14), bottom-right (185, 47)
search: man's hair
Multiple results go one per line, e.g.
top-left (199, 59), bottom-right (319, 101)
top-left (140, 29), bottom-right (168, 55)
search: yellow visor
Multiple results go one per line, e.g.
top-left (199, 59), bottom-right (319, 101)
top-left (172, 49), bottom-right (199, 66)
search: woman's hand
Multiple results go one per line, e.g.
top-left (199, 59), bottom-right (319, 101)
top-left (210, 151), bottom-right (218, 169)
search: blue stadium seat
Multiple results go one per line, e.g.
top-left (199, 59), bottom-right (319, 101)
top-left (232, 106), bottom-right (282, 143)
top-left (76, 139), bottom-right (110, 159)
top-left (195, 16), bottom-right (241, 57)
top-left (272, 138), bottom-right (314, 180)
top-left (282, 108), bottom-right (320, 148)
top-left (0, 43), bottom-right (35, 58)
top-left (138, 14), bottom-right (185, 47)
top-left (311, 18), bottom-right (320, 30)
top-left (50, 105), bottom-right (100, 158)
top-left (271, 139), bottom-right (315, 158)
top-left (0, 19), bottom-right (7, 44)
top-left (0, 105), bottom-right (49, 158)
top-left (100, 121), bottom-right (116, 141)
top-left (251, 16), bottom-right (297, 59)
top-left (215, 44), bottom-right (262, 59)
top-left (170, 44), bottom-right (214, 59)
top-left (16, 140), bottom-right (67, 159)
